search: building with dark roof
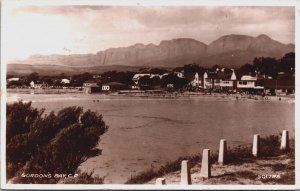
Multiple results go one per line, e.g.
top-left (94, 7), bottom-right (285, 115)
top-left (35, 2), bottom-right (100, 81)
top-left (264, 79), bottom-right (295, 95)
top-left (101, 82), bottom-right (128, 91)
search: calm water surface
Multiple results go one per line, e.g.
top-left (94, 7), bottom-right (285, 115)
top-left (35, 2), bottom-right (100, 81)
top-left (7, 93), bottom-right (295, 183)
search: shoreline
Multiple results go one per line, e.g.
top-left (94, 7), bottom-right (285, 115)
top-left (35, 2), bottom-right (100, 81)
top-left (6, 88), bottom-right (295, 103)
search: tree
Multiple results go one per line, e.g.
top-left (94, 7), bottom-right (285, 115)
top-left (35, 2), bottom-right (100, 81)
top-left (6, 102), bottom-right (108, 183)
top-left (150, 76), bottom-right (161, 86)
top-left (183, 63), bottom-right (205, 74)
top-left (278, 52), bottom-right (295, 73)
top-left (114, 71), bottom-right (135, 85)
top-left (139, 75), bottom-right (152, 86)
top-left (71, 72), bottom-right (93, 86)
top-left (27, 72), bottom-right (39, 83)
top-left (149, 68), bottom-right (168, 75)
top-left (238, 64), bottom-right (256, 75)
top-left (41, 76), bottom-right (54, 86)
top-left (253, 57), bottom-right (278, 78)
top-left (211, 64), bottom-right (220, 72)
top-left (161, 74), bottom-right (189, 89)
top-left (6, 101), bottom-right (42, 141)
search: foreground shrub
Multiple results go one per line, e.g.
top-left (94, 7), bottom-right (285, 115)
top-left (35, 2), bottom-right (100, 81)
top-left (6, 101), bottom-right (108, 183)
top-left (6, 101), bottom-right (42, 141)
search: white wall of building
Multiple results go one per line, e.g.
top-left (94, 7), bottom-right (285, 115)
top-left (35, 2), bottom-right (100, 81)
top-left (102, 85), bottom-right (110, 91)
top-left (237, 81), bottom-right (255, 88)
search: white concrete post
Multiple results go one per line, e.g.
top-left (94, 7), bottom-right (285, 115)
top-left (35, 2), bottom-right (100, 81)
top-left (200, 149), bottom-right (211, 178)
top-left (218, 139), bottom-right (227, 165)
top-left (156, 178), bottom-right (166, 185)
top-left (280, 130), bottom-right (289, 151)
top-left (180, 160), bottom-right (191, 185)
top-left (252, 134), bottom-right (260, 157)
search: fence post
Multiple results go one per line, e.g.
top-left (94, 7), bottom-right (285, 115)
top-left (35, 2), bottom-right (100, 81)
top-left (200, 149), bottom-right (211, 178)
top-left (156, 178), bottom-right (166, 185)
top-left (280, 130), bottom-right (289, 151)
top-left (252, 134), bottom-right (260, 157)
top-left (218, 139), bottom-right (227, 165)
top-left (180, 160), bottom-right (191, 185)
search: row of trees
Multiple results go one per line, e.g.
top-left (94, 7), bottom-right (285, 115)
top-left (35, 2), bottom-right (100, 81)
top-left (138, 74), bottom-right (190, 89)
top-left (7, 52), bottom-right (295, 89)
top-left (240, 52), bottom-right (295, 78)
top-left (7, 101), bottom-right (108, 183)
top-left (173, 52), bottom-right (295, 79)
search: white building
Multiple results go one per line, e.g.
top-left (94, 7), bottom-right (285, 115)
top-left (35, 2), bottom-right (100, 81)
top-left (220, 71), bottom-right (237, 89)
top-left (174, 72), bottom-right (184, 78)
top-left (30, 81), bottom-right (35, 88)
top-left (30, 81), bottom-right (45, 89)
top-left (237, 75), bottom-right (257, 89)
top-left (102, 85), bottom-right (110, 91)
top-left (83, 80), bottom-right (98, 87)
top-left (130, 85), bottom-right (139, 90)
top-left (61, 79), bottom-right (70, 84)
top-left (132, 73), bottom-right (169, 85)
top-left (203, 72), bottom-right (213, 89)
top-left (190, 72), bottom-right (202, 87)
top-left (132, 74), bottom-right (151, 84)
top-left (8, 78), bottom-right (20, 82)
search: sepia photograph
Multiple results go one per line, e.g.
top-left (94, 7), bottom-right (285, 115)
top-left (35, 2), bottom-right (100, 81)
top-left (1, 0), bottom-right (298, 189)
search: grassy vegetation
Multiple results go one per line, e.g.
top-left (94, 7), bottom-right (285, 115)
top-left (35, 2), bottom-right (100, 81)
top-left (125, 154), bottom-right (202, 184)
top-left (234, 170), bottom-right (257, 179)
top-left (126, 134), bottom-right (295, 184)
top-left (225, 144), bottom-right (253, 164)
top-left (61, 171), bottom-right (104, 184)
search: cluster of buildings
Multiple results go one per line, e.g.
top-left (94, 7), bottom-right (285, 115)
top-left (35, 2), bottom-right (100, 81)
top-left (29, 79), bottom-right (71, 89)
top-left (7, 77), bottom-right (72, 89)
top-left (7, 68), bottom-right (295, 96)
top-left (82, 68), bottom-right (294, 95)
top-left (190, 69), bottom-right (294, 95)
top-left (83, 80), bottom-right (129, 93)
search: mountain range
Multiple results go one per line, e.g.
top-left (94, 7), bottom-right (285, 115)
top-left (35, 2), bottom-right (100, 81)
top-left (7, 34), bottom-right (294, 75)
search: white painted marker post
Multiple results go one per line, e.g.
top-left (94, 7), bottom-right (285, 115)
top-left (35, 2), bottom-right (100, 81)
top-left (252, 134), bottom-right (260, 157)
top-left (280, 130), bottom-right (289, 151)
top-left (200, 149), bottom-right (211, 178)
top-left (180, 160), bottom-right (191, 185)
top-left (155, 178), bottom-right (166, 185)
top-left (218, 139), bottom-right (227, 165)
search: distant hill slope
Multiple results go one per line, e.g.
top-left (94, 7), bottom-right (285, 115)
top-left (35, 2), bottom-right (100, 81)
top-left (7, 64), bottom-right (142, 76)
top-left (7, 34), bottom-right (294, 75)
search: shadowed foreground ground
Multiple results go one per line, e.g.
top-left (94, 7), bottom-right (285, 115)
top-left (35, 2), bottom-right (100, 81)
top-left (146, 154), bottom-right (294, 185)
top-left (126, 136), bottom-right (295, 185)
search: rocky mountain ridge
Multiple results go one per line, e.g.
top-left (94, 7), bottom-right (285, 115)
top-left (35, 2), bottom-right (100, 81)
top-left (8, 34), bottom-right (294, 75)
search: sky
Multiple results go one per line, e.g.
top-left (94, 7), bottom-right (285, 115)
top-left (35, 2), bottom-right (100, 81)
top-left (2, 5), bottom-right (295, 63)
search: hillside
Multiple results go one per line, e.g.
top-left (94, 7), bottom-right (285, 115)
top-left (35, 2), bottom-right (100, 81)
top-left (7, 34), bottom-right (294, 75)
top-left (7, 64), bottom-right (142, 76)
